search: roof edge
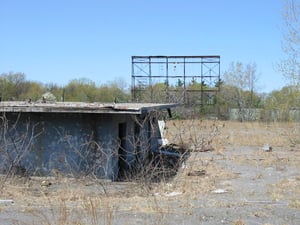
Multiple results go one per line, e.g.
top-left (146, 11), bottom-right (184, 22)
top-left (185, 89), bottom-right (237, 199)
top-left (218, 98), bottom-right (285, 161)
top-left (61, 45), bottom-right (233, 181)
top-left (0, 101), bottom-right (178, 114)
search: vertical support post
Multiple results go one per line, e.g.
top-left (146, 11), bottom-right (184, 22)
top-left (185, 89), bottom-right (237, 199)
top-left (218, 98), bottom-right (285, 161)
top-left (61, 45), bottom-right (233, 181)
top-left (131, 56), bottom-right (135, 102)
top-left (201, 57), bottom-right (204, 112)
top-left (149, 57), bottom-right (153, 102)
top-left (183, 57), bottom-right (186, 104)
top-left (166, 57), bottom-right (169, 102)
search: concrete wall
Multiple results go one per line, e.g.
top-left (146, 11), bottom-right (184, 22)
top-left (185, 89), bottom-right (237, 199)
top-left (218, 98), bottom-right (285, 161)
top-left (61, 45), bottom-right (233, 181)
top-left (0, 111), bottom-right (158, 180)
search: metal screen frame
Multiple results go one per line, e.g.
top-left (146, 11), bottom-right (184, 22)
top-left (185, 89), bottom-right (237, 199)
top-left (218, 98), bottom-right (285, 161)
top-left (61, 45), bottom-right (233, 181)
top-left (131, 55), bottom-right (220, 107)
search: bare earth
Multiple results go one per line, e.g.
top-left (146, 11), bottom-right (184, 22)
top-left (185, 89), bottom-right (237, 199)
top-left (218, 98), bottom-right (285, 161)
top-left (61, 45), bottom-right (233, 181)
top-left (0, 121), bottom-right (299, 225)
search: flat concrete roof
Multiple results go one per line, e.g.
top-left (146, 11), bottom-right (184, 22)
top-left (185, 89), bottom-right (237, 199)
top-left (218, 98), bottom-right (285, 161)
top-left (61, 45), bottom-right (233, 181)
top-left (0, 101), bottom-right (177, 114)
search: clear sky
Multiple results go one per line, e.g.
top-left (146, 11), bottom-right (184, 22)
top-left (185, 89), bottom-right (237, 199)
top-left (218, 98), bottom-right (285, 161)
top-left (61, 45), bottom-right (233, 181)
top-left (0, 0), bottom-right (287, 93)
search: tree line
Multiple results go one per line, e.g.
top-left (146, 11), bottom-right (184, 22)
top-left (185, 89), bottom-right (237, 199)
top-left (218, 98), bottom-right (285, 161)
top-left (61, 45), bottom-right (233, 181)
top-left (0, 72), bottom-right (131, 103)
top-left (1, 67), bottom-right (300, 118)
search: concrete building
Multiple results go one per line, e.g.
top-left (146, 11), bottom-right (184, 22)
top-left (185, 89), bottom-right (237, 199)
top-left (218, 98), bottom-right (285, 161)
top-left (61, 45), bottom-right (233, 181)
top-left (0, 101), bottom-right (176, 180)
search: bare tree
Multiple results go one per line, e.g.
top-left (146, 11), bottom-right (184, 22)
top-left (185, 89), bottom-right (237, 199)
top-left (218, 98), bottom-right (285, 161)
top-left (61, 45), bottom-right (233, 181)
top-left (0, 113), bottom-right (42, 181)
top-left (223, 62), bottom-right (259, 121)
top-left (245, 63), bottom-right (259, 107)
top-left (279, 0), bottom-right (300, 87)
top-left (224, 62), bottom-right (258, 95)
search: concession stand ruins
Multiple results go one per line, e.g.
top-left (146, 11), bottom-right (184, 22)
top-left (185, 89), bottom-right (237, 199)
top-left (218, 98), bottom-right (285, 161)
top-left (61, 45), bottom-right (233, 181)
top-left (0, 101), bottom-right (176, 180)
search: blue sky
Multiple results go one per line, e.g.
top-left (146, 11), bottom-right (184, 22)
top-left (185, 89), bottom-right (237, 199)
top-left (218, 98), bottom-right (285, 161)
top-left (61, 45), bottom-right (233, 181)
top-left (0, 0), bottom-right (286, 93)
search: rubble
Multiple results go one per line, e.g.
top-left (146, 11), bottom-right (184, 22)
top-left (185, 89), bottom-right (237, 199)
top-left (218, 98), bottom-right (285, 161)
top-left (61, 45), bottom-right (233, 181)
top-left (187, 170), bottom-right (206, 176)
top-left (262, 144), bottom-right (272, 152)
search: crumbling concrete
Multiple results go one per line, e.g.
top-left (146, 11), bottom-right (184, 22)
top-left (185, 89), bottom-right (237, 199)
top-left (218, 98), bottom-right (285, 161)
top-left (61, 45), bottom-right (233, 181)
top-left (0, 102), bottom-right (177, 180)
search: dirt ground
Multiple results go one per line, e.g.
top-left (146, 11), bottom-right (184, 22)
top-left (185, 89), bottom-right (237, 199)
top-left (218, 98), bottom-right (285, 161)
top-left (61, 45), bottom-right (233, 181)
top-left (0, 121), bottom-right (299, 225)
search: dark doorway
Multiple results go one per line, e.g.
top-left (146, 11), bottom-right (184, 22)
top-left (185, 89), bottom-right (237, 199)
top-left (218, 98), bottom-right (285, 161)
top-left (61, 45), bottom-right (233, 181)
top-left (118, 122), bottom-right (127, 179)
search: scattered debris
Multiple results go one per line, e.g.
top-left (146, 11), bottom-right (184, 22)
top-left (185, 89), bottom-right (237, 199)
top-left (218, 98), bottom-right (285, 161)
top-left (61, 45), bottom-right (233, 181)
top-left (150, 143), bottom-right (189, 182)
top-left (36, 92), bottom-right (57, 103)
top-left (211, 189), bottom-right (228, 194)
top-left (41, 180), bottom-right (52, 187)
top-left (0, 199), bottom-right (14, 204)
top-left (164, 191), bottom-right (183, 197)
top-left (262, 144), bottom-right (272, 152)
top-left (158, 120), bottom-right (169, 146)
top-left (187, 170), bottom-right (206, 176)
top-left (154, 191), bottom-right (183, 197)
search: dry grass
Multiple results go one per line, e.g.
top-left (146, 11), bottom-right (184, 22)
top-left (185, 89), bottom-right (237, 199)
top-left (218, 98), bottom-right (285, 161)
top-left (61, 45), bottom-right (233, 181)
top-left (0, 120), bottom-right (300, 224)
top-left (232, 220), bottom-right (246, 225)
top-left (166, 120), bottom-right (300, 148)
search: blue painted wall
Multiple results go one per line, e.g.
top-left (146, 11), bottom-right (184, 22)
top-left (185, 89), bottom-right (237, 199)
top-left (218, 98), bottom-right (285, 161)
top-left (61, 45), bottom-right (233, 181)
top-left (0, 112), bottom-right (159, 180)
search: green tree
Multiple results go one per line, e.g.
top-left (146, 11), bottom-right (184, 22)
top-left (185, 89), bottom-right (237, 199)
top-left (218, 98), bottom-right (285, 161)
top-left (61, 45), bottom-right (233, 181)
top-left (0, 72), bottom-right (28, 100)
top-left (216, 84), bottom-right (240, 119)
top-left (98, 82), bottom-right (130, 103)
top-left (176, 79), bottom-right (184, 88)
top-left (19, 81), bottom-right (46, 101)
top-left (45, 83), bottom-right (63, 101)
top-left (62, 77), bottom-right (130, 103)
top-left (264, 86), bottom-right (300, 110)
top-left (64, 78), bottom-right (98, 102)
top-left (137, 82), bottom-right (167, 103)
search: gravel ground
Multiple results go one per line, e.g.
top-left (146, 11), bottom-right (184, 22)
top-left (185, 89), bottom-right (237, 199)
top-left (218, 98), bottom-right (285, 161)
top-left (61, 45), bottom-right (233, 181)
top-left (0, 121), bottom-right (299, 225)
